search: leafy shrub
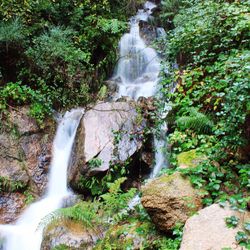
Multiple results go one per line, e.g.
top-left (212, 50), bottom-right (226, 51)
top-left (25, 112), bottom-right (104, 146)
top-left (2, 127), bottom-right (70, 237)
top-left (0, 81), bottom-right (52, 125)
top-left (0, 18), bottom-right (24, 44)
top-left (167, 1), bottom-right (249, 65)
top-left (159, 0), bottom-right (250, 209)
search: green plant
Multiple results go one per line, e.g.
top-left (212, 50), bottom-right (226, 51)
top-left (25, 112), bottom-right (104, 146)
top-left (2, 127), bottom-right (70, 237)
top-left (225, 216), bottom-right (239, 229)
top-left (0, 81), bottom-right (52, 125)
top-left (235, 231), bottom-right (249, 247)
top-left (88, 158), bottom-right (103, 169)
top-left (0, 18), bottom-right (24, 45)
top-left (52, 244), bottom-right (69, 250)
top-left (176, 108), bottom-right (213, 134)
top-left (23, 190), bottom-right (35, 205)
top-left (0, 176), bottom-right (26, 192)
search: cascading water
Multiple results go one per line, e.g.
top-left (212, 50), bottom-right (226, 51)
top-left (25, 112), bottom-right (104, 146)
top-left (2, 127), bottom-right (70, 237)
top-left (0, 109), bottom-right (83, 250)
top-left (113, 1), bottom-right (167, 178)
top-left (113, 2), bottom-right (161, 100)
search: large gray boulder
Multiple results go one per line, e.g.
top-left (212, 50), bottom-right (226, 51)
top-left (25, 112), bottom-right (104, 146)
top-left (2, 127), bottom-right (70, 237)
top-left (69, 101), bottom-right (145, 184)
top-left (180, 203), bottom-right (250, 250)
top-left (141, 172), bottom-right (203, 232)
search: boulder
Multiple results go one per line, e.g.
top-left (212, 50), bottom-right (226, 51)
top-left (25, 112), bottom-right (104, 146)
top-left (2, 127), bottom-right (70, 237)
top-left (69, 102), bottom-right (146, 184)
top-left (41, 220), bottom-right (102, 250)
top-left (180, 203), bottom-right (250, 250)
top-left (141, 172), bottom-right (203, 232)
top-left (0, 193), bottom-right (26, 223)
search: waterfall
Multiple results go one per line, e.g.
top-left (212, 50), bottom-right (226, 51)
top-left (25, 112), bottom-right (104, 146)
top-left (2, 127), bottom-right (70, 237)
top-left (113, 1), bottom-right (167, 178)
top-left (0, 109), bottom-right (84, 250)
top-left (113, 2), bottom-right (161, 100)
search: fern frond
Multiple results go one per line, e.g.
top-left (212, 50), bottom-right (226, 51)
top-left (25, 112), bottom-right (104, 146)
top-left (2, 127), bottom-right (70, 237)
top-left (176, 108), bottom-right (214, 134)
top-left (39, 201), bottom-right (101, 232)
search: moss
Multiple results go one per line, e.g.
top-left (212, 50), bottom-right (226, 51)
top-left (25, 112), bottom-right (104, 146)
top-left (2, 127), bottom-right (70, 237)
top-left (177, 150), bottom-right (206, 168)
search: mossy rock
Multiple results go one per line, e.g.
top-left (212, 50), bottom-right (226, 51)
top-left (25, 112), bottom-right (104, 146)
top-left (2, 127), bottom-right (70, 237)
top-left (141, 172), bottom-right (203, 232)
top-left (177, 150), bottom-right (206, 169)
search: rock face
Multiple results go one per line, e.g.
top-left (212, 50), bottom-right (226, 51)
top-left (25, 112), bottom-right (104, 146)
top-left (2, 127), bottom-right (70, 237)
top-left (0, 133), bottom-right (29, 185)
top-left (0, 106), bottom-right (55, 222)
top-left (180, 203), bottom-right (250, 250)
top-left (69, 101), bottom-right (145, 185)
top-left (141, 172), bottom-right (203, 232)
top-left (0, 107), bottom-right (55, 195)
top-left (41, 220), bottom-right (101, 250)
top-left (0, 193), bottom-right (26, 223)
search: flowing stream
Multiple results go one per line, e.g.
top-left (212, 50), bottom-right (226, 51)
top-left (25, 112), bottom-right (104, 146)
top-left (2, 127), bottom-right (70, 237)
top-left (0, 109), bottom-right (83, 250)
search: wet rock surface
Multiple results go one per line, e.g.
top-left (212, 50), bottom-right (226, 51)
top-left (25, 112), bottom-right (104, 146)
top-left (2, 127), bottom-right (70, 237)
top-left (0, 192), bottom-right (26, 223)
top-left (180, 203), bottom-right (250, 250)
top-left (0, 107), bottom-right (56, 222)
top-left (141, 172), bottom-right (203, 232)
top-left (0, 133), bottom-right (29, 185)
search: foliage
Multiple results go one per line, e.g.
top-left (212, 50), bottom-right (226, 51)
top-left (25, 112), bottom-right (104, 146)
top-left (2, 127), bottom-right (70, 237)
top-left (23, 190), bottom-right (35, 205)
top-left (166, 1), bottom-right (249, 65)
top-left (0, 176), bottom-right (26, 192)
top-left (235, 231), bottom-right (249, 248)
top-left (0, 81), bottom-right (52, 125)
top-left (225, 216), bottom-right (239, 229)
top-left (77, 160), bottom-right (130, 196)
top-left (158, 0), bottom-right (250, 210)
top-left (42, 178), bottom-right (135, 231)
top-left (176, 108), bottom-right (213, 134)
top-left (0, 18), bottom-right (24, 44)
top-left (88, 158), bottom-right (103, 169)
top-left (100, 177), bottom-right (137, 218)
top-left (0, 0), bottom-right (132, 124)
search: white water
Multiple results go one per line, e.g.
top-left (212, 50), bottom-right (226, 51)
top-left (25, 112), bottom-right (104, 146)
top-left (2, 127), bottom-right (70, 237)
top-left (0, 109), bottom-right (83, 250)
top-left (113, 1), bottom-right (166, 179)
top-left (113, 1), bottom-right (169, 210)
top-left (0, 1), bottom-right (167, 247)
top-left (113, 1), bottom-right (161, 100)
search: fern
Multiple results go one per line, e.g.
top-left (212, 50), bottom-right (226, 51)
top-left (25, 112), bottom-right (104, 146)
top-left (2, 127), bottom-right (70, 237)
top-left (101, 178), bottom-right (137, 216)
top-left (0, 18), bottom-right (24, 44)
top-left (40, 178), bottom-right (137, 232)
top-left (40, 201), bottom-right (102, 232)
top-left (176, 108), bottom-right (214, 134)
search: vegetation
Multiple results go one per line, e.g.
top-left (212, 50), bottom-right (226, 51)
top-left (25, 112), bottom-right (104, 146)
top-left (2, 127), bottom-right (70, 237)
top-left (153, 2), bottom-right (250, 248)
top-left (0, 0), bottom-right (141, 125)
top-left (46, 178), bottom-right (182, 250)
top-left (0, 0), bottom-right (249, 249)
